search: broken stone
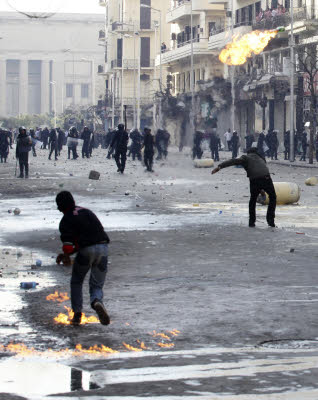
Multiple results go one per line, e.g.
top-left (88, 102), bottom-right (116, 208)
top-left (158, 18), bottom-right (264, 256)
top-left (125, 191), bottom-right (130, 196)
top-left (290, 248), bottom-right (295, 253)
top-left (305, 177), bottom-right (318, 186)
top-left (89, 170), bottom-right (100, 180)
top-left (13, 208), bottom-right (21, 216)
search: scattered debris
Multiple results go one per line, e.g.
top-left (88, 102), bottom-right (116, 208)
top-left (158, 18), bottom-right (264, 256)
top-left (89, 170), bottom-right (100, 180)
top-left (13, 208), bottom-right (21, 216)
top-left (305, 177), bottom-right (318, 186)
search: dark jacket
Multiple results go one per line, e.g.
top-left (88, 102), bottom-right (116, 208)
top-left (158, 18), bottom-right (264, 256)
top-left (59, 206), bottom-right (110, 250)
top-left (219, 152), bottom-right (270, 180)
top-left (16, 133), bottom-right (31, 157)
top-left (111, 129), bottom-right (129, 150)
top-left (143, 132), bottom-right (155, 153)
top-left (49, 130), bottom-right (57, 144)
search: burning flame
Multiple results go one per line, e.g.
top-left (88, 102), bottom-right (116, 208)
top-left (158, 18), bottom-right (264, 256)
top-left (168, 329), bottom-right (180, 336)
top-left (122, 342), bottom-right (143, 352)
top-left (137, 340), bottom-right (148, 350)
top-left (219, 30), bottom-right (278, 66)
top-left (46, 291), bottom-right (70, 303)
top-left (151, 330), bottom-right (171, 340)
top-left (74, 344), bottom-right (118, 354)
top-left (54, 306), bottom-right (99, 325)
top-left (157, 343), bottom-right (175, 348)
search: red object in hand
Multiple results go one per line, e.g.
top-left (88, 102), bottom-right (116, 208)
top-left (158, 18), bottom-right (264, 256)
top-left (63, 244), bottom-right (75, 255)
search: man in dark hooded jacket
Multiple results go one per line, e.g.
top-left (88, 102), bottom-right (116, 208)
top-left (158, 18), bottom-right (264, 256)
top-left (81, 127), bottom-right (92, 158)
top-left (16, 127), bottom-right (32, 178)
top-left (212, 147), bottom-right (276, 228)
top-left (48, 128), bottom-right (58, 161)
top-left (110, 124), bottom-right (129, 173)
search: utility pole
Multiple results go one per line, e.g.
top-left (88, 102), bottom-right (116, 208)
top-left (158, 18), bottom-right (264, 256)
top-left (190, 0), bottom-right (195, 137)
top-left (289, 0), bottom-right (295, 161)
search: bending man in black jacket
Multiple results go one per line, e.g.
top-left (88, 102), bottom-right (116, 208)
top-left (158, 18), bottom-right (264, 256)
top-left (56, 191), bottom-right (110, 326)
top-left (212, 147), bottom-right (277, 228)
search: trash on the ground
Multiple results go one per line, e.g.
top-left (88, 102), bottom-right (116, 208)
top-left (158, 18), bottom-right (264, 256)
top-left (194, 159), bottom-right (214, 168)
top-left (13, 208), bottom-right (21, 216)
top-left (7, 210), bottom-right (12, 214)
top-left (290, 248), bottom-right (295, 253)
top-left (257, 182), bottom-right (300, 205)
top-left (125, 191), bottom-right (130, 196)
top-left (89, 170), bottom-right (100, 180)
top-left (20, 282), bottom-right (39, 289)
top-left (193, 203), bottom-right (200, 207)
top-left (36, 260), bottom-right (42, 267)
top-left (305, 177), bottom-right (318, 186)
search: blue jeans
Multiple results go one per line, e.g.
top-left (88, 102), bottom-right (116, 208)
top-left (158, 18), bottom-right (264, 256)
top-left (71, 244), bottom-right (108, 313)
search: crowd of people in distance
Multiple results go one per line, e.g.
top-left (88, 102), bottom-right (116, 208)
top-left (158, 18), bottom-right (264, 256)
top-left (192, 128), bottom-right (318, 163)
top-left (0, 124), bottom-right (171, 178)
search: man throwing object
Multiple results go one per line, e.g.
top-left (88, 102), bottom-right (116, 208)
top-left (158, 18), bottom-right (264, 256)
top-left (56, 191), bottom-right (110, 326)
top-left (212, 147), bottom-right (277, 228)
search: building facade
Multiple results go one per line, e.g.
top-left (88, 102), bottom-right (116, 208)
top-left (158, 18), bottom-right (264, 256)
top-left (0, 11), bottom-right (105, 117)
top-left (99, 0), bottom-right (171, 130)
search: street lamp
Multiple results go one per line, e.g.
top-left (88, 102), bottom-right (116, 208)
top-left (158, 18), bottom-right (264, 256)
top-left (81, 58), bottom-right (96, 130)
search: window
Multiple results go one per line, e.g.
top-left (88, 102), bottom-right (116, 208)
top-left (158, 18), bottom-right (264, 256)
top-left (81, 84), bottom-right (89, 98)
top-left (66, 83), bottom-right (73, 98)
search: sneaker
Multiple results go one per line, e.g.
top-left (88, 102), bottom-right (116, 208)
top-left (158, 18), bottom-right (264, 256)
top-left (268, 223), bottom-right (277, 228)
top-left (71, 312), bottom-right (82, 326)
top-left (92, 300), bottom-right (110, 325)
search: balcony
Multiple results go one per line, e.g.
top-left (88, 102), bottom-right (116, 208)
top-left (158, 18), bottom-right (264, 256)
top-left (253, 6), bottom-right (318, 33)
top-left (156, 38), bottom-right (215, 66)
top-left (99, 0), bottom-right (106, 6)
top-left (110, 20), bottom-right (158, 32)
top-left (98, 30), bottom-right (105, 41)
top-left (209, 23), bottom-right (252, 50)
top-left (167, 0), bottom-right (223, 24)
top-left (111, 59), bottom-right (155, 69)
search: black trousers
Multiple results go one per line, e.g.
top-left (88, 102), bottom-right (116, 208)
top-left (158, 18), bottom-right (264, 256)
top-left (49, 142), bottom-right (58, 159)
top-left (284, 147), bottom-right (290, 160)
top-left (249, 175), bottom-right (276, 225)
top-left (19, 152), bottom-right (29, 177)
top-left (211, 147), bottom-right (219, 161)
top-left (192, 146), bottom-right (203, 159)
top-left (82, 141), bottom-right (90, 158)
top-left (144, 151), bottom-right (154, 171)
top-left (68, 147), bottom-right (78, 159)
top-left (115, 149), bottom-right (127, 172)
top-left (232, 147), bottom-right (238, 159)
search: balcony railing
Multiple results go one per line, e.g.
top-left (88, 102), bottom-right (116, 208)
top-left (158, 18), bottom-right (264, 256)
top-left (168, 0), bottom-right (191, 13)
top-left (111, 20), bottom-right (158, 32)
top-left (253, 6), bottom-right (309, 30)
top-left (111, 59), bottom-right (155, 69)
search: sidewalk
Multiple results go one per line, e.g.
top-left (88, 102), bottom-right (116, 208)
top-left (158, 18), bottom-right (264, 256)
top-left (268, 158), bottom-right (318, 169)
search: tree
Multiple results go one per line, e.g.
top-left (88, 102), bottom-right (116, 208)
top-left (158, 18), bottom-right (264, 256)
top-left (297, 44), bottom-right (318, 164)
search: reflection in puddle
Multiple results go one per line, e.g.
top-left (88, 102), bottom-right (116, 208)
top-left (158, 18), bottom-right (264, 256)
top-left (0, 359), bottom-right (93, 397)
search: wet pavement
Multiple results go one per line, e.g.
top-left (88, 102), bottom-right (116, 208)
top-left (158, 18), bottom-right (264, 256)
top-left (1, 147), bottom-right (318, 399)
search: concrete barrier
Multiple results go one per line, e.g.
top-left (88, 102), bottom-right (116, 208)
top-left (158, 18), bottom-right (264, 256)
top-left (305, 177), bottom-right (318, 186)
top-left (258, 182), bottom-right (300, 205)
top-left (194, 159), bottom-right (214, 168)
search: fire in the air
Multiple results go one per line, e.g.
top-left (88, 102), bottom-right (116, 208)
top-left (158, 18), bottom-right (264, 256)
top-left (219, 29), bottom-right (284, 66)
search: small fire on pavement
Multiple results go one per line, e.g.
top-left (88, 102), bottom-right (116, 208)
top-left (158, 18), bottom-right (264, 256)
top-left (46, 291), bottom-right (69, 303)
top-left (54, 306), bottom-right (99, 325)
top-left (157, 343), bottom-right (175, 348)
top-left (219, 29), bottom-right (279, 66)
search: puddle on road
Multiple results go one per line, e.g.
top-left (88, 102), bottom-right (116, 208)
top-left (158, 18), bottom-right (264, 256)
top-left (0, 358), bottom-right (93, 398)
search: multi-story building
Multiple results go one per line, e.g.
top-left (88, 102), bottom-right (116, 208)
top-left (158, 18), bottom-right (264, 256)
top-left (0, 11), bottom-right (105, 118)
top-left (99, 0), bottom-right (170, 130)
top-left (209, 0), bottom-right (318, 145)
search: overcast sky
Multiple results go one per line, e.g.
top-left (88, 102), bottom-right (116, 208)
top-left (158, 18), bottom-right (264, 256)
top-left (0, 0), bottom-right (104, 14)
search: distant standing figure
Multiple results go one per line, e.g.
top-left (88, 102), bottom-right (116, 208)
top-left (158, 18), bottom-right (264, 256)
top-left (0, 130), bottom-right (9, 163)
top-left (143, 127), bottom-right (155, 172)
top-left (224, 129), bottom-right (232, 151)
top-left (284, 131), bottom-right (290, 160)
top-left (231, 131), bottom-right (240, 158)
top-left (111, 124), bottom-right (129, 173)
top-left (16, 127), bottom-right (32, 178)
top-left (48, 128), bottom-right (58, 161)
top-left (300, 131), bottom-right (308, 161)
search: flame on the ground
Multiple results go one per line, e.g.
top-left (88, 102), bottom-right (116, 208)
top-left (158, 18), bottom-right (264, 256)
top-left (122, 342), bottom-right (143, 352)
top-left (151, 330), bottom-right (171, 340)
top-left (74, 344), bottom-right (118, 354)
top-left (54, 306), bottom-right (99, 325)
top-left (46, 291), bottom-right (70, 303)
top-left (157, 342), bottom-right (175, 348)
top-left (168, 329), bottom-right (180, 336)
top-left (219, 30), bottom-right (278, 66)
top-left (137, 340), bottom-right (148, 350)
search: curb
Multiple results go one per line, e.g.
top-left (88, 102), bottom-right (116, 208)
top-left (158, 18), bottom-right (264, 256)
top-left (268, 160), bottom-right (318, 170)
